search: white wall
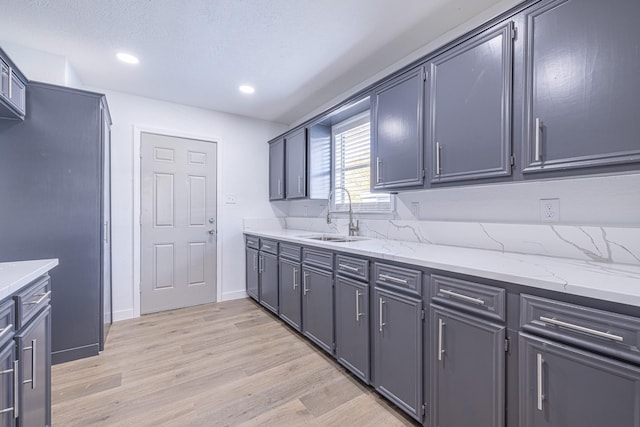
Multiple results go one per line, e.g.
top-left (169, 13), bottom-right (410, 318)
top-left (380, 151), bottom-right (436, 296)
top-left (97, 89), bottom-right (286, 320)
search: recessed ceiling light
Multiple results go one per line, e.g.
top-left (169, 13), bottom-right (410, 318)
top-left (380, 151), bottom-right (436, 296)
top-left (239, 85), bottom-right (255, 94)
top-left (116, 52), bottom-right (139, 64)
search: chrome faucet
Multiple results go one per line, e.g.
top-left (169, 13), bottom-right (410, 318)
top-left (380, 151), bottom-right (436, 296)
top-left (327, 187), bottom-right (359, 236)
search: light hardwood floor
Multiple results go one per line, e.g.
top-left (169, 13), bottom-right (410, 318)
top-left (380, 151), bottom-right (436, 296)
top-left (52, 298), bottom-right (419, 426)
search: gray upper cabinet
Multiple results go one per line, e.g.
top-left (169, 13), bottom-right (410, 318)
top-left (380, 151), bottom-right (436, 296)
top-left (335, 276), bottom-right (369, 383)
top-left (0, 48), bottom-right (27, 120)
top-left (428, 21), bottom-right (514, 184)
top-left (372, 66), bottom-right (425, 190)
top-left (521, 0), bottom-right (640, 173)
top-left (301, 265), bottom-right (334, 354)
top-left (430, 304), bottom-right (506, 427)
top-left (279, 258), bottom-right (302, 331)
top-left (268, 138), bottom-right (285, 200)
top-left (285, 128), bottom-right (307, 199)
top-left (519, 332), bottom-right (640, 427)
top-left (373, 287), bottom-right (423, 421)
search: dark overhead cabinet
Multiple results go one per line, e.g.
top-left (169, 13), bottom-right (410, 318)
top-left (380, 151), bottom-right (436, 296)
top-left (428, 21), bottom-right (514, 184)
top-left (521, 0), bottom-right (640, 173)
top-left (285, 128), bottom-right (307, 199)
top-left (0, 47), bottom-right (27, 120)
top-left (372, 66), bottom-right (426, 191)
top-left (0, 82), bottom-right (113, 364)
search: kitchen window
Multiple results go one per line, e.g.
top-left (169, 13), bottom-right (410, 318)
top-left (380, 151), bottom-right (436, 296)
top-left (332, 112), bottom-right (391, 213)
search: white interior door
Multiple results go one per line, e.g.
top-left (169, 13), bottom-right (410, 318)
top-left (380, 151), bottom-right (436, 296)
top-left (141, 132), bottom-right (217, 314)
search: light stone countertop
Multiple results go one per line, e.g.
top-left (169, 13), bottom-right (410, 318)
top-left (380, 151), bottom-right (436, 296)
top-left (0, 259), bottom-right (59, 301)
top-left (245, 229), bottom-right (640, 308)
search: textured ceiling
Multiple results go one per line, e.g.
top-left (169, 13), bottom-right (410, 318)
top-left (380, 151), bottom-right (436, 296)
top-left (0, 0), bottom-right (507, 124)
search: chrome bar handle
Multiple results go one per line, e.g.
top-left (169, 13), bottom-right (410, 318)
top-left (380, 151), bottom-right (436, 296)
top-left (379, 274), bottom-right (407, 285)
top-left (534, 118), bottom-right (541, 161)
top-left (355, 290), bottom-right (362, 322)
top-left (298, 175), bottom-right (302, 194)
top-left (438, 318), bottom-right (445, 362)
top-left (537, 353), bottom-right (544, 411)
top-left (436, 142), bottom-right (441, 175)
top-left (440, 289), bottom-right (485, 305)
top-left (376, 157), bottom-right (381, 183)
top-left (277, 179), bottom-right (282, 196)
top-left (258, 256), bottom-right (264, 273)
top-left (292, 268), bottom-right (298, 290)
top-left (24, 291), bottom-right (51, 307)
top-left (303, 272), bottom-right (309, 296)
top-left (338, 264), bottom-right (359, 272)
top-left (539, 316), bottom-right (623, 342)
top-left (378, 297), bottom-right (385, 332)
top-left (8, 66), bottom-right (12, 99)
top-left (253, 253), bottom-right (257, 271)
top-left (23, 339), bottom-right (36, 389)
top-left (13, 360), bottom-right (18, 418)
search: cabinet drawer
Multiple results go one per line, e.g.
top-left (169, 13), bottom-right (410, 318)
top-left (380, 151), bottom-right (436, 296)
top-left (245, 235), bottom-right (259, 249)
top-left (373, 263), bottom-right (422, 296)
top-left (14, 275), bottom-right (51, 330)
top-left (279, 243), bottom-right (301, 261)
top-left (0, 300), bottom-right (14, 348)
top-left (336, 254), bottom-right (369, 282)
top-left (260, 239), bottom-right (278, 255)
top-left (520, 294), bottom-right (640, 364)
top-left (302, 248), bottom-right (333, 270)
top-left (432, 274), bottom-right (505, 322)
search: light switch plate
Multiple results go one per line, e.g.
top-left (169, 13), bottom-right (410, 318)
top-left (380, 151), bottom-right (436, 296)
top-left (225, 194), bottom-right (237, 204)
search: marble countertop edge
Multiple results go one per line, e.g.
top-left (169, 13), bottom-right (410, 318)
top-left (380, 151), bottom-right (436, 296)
top-left (0, 259), bottom-right (59, 301)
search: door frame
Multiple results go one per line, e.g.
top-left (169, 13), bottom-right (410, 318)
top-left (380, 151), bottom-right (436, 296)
top-left (133, 125), bottom-right (223, 318)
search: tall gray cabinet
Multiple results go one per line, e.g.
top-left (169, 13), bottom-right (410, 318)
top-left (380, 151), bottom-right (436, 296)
top-left (0, 82), bottom-right (113, 364)
top-left (268, 138), bottom-right (285, 200)
top-left (284, 129), bottom-right (307, 199)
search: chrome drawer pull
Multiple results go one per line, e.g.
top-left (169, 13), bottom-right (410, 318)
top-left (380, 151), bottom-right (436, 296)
top-left (262, 245), bottom-right (271, 249)
top-left (539, 316), bottom-right (624, 342)
top-left (379, 274), bottom-right (408, 285)
top-left (292, 268), bottom-right (298, 290)
top-left (537, 353), bottom-right (544, 411)
top-left (438, 318), bottom-right (445, 362)
top-left (24, 291), bottom-right (51, 306)
top-left (339, 263), bottom-right (359, 272)
top-left (303, 273), bottom-right (309, 296)
top-left (440, 289), bottom-right (485, 305)
top-left (355, 290), bottom-right (363, 322)
top-left (378, 298), bottom-right (386, 332)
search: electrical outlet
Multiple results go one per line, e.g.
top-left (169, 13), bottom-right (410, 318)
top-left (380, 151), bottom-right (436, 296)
top-left (411, 202), bottom-right (421, 218)
top-left (540, 198), bottom-right (560, 222)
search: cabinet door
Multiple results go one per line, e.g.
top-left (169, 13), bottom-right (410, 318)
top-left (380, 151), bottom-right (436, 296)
top-left (372, 66), bottom-right (425, 190)
top-left (279, 259), bottom-right (301, 331)
top-left (16, 306), bottom-right (51, 427)
top-left (519, 332), bottom-right (640, 427)
top-left (268, 138), bottom-right (285, 200)
top-left (430, 305), bottom-right (506, 427)
top-left (335, 276), bottom-right (369, 383)
top-left (522, 0), bottom-right (640, 172)
top-left (0, 342), bottom-right (16, 426)
top-left (428, 21), bottom-right (513, 183)
top-left (373, 287), bottom-right (423, 421)
top-left (285, 129), bottom-right (307, 199)
top-left (259, 252), bottom-right (278, 314)
top-left (245, 247), bottom-right (259, 301)
top-left (302, 266), bottom-right (334, 354)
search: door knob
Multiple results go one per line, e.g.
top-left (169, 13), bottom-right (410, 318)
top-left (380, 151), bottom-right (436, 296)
top-left (208, 229), bottom-right (216, 235)
top-left (208, 217), bottom-right (215, 224)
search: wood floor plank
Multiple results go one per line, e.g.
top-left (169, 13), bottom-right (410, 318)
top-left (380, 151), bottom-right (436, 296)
top-left (52, 298), bottom-right (419, 426)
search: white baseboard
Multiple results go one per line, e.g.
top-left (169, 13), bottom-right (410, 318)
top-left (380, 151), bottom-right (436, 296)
top-left (113, 308), bottom-right (136, 322)
top-left (221, 290), bottom-right (248, 302)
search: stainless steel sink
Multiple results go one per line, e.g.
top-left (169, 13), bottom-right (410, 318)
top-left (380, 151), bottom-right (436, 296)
top-left (297, 234), bottom-right (368, 243)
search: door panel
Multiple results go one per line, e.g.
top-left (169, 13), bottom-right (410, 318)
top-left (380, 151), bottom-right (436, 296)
top-left (302, 266), bottom-right (334, 354)
top-left (260, 253), bottom-right (278, 314)
top-left (335, 276), bottom-right (369, 383)
top-left (246, 248), bottom-right (259, 301)
top-left (141, 132), bottom-right (217, 314)
top-left (279, 259), bottom-right (301, 331)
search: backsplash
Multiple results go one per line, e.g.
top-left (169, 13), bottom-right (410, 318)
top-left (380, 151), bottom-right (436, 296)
top-left (244, 217), bottom-right (640, 266)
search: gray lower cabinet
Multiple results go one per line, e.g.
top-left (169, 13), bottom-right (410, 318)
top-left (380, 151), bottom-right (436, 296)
top-left (278, 258), bottom-right (301, 331)
top-left (519, 332), bottom-right (640, 427)
top-left (372, 66), bottom-right (425, 190)
top-left (0, 341), bottom-right (16, 426)
top-left (521, 0), bottom-right (640, 173)
top-left (335, 276), bottom-right (369, 383)
top-left (373, 287), bottom-right (423, 421)
top-left (430, 304), bottom-right (506, 427)
top-left (245, 247), bottom-right (259, 301)
top-left (285, 128), bottom-right (307, 199)
top-left (15, 306), bottom-right (51, 427)
top-left (269, 138), bottom-right (285, 200)
top-left (259, 252), bottom-right (278, 314)
top-left (428, 20), bottom-right (513, 184)
top-left (301, 265), bottom-right (334, 354)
